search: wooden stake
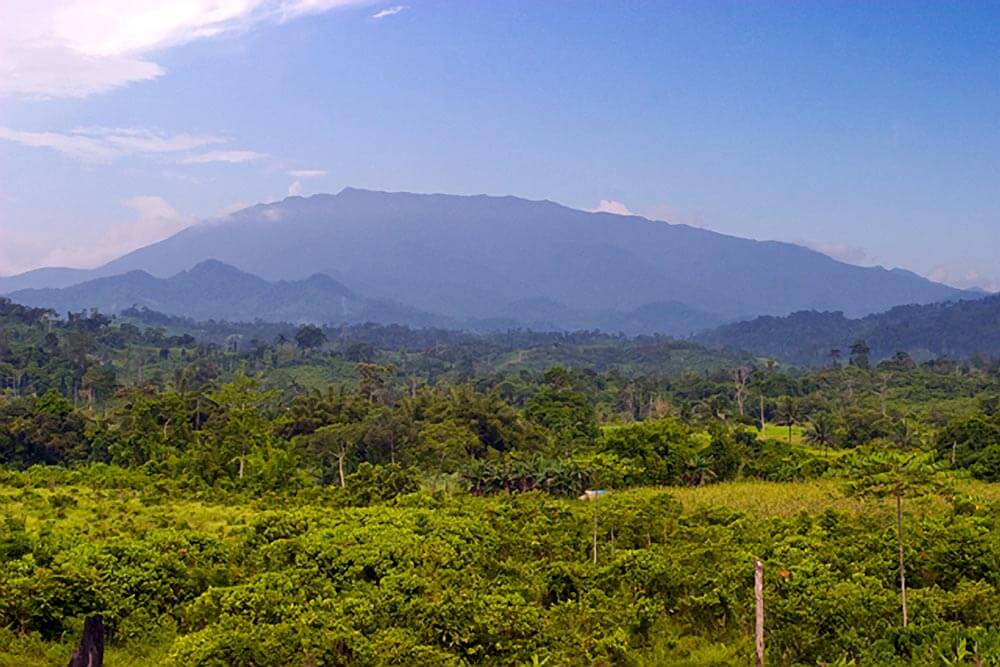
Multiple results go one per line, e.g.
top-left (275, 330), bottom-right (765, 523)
top-left (755, 559), bottom-right (765, 667)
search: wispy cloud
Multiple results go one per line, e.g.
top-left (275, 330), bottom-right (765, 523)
top-left (288, 169), bottom-right (328, 178)
top-left (0, 195), bottom-right (194, 274)
top-left (287, 180), bottom-right (303, 196)
top-left (178, 149), bottom-right (266, 164)
top-left (372, 5), bottom-right (407, 19)
top-left (1, 0), bottom-right (376, 98)
top-left (0, 125), bottom-right (262, 165)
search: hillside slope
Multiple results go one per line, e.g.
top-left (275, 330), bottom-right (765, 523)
top-left (1, 189), bottom-right (968, 332)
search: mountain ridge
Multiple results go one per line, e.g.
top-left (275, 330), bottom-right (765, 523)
top-left (6, 260), bottom-right (732, 335)
top-left (6, 260), bottom-right (444, 327)
top-left (0, 188), bottom-right (972, 332)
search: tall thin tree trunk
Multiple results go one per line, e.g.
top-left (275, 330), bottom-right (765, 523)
top-left (592, 502), bottom-right (598, 565)
top-left (338, 449), bottom-right (346, 488)
top-left (759, 395), bottom-right (766, 432)
top-left (755, 559), bottom-right (765, 667)
top-left (897, 494), bottom-right (908, 627)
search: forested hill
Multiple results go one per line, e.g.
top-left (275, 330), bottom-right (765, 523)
top-left (0, 189), bottom-right (970, 334)
top-left (696, 293), bottom-right (1000, 365)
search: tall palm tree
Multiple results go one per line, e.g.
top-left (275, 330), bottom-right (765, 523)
top-left (804, 412), bottom-right (838, 455)
top-left (777, 396), bottom-right (799, 445)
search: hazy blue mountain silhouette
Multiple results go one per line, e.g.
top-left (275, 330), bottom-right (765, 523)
top-left (9, 260), bottom-right (442, 327)
top-left (1, 188), bottom-right (969, 332)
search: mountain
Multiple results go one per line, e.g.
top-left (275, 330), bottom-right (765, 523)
top-left (695, 294), bottom-right (1000, 365)
top-left (8, 260), bottom-right (445, 327)
top-left (0, 266), bottom-right (96, 292)
top-left (0, 188), bottom-right (970, 333)
top-left (7, 261), bottom-right (729, 335)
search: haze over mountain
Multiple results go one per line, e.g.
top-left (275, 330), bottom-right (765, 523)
top-left (5, 260), bottom-right (732, 336)
top-left (0, 188), bottom-right (969, 334)
top-left (8, 260), bottom-right (442, 327)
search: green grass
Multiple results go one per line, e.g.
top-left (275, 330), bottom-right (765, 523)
top-left (667, 478), bottom-right (1000, 518)
top-left (0, 481), bottom-right (252, 542)
top-left (263, 360), bottom-right (359, 390)
top-left (0, 631), bottom-right (171, 667)
top-left (758, 423), bottom-right (805, 445)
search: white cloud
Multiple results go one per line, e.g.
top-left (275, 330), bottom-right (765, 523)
top-left (287, 169), bottom-right (327, 178)
top-left (122, 194), bottom-right (182, 221)
top-left (0, 125), bottom-right (263, 165)
top-left (0, 226), bottom-right (45, 276)
top-left (1, 0), bottom-right (375, 98)
top-left (592, 199), bottom-right (634, 216)
top-left (287, 180), bottom-right (303, 196)
top-left (48, 195), bottom-right (194, 268)
top-left (372, 5), bottom-right (406, 19)
top-left (0, 195), bottom-right (194, 274)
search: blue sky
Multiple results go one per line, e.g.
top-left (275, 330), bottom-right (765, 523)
top-left (1, 1), bottom-right (998, 289)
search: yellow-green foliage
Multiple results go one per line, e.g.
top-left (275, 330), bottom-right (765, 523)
top-left (6, 473), bottom-right (1000, 665)
top-left (758, 423), bottom-right (806, 444)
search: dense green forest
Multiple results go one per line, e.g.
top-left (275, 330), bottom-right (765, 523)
top-left (4, 297), bottom-right (1000, 665)
top-left (697, 295), bottom-right (1000, 366)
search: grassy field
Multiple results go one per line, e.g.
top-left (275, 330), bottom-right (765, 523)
top-left (758, 423), bottom-right (805, 445)
top-left (0, 482), bottom-right (251, 541)
top-left (669, 477), bottom-right (1000, 518)
top-left (7, 473), bottom-right (998, 542)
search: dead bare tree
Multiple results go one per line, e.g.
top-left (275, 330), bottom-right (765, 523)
top-left (755, 560), bottom-right (765, 667)
top-left (732, 366), bottom-right (752, 417)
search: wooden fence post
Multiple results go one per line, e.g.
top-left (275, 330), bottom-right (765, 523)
top-left (755, 559), bottom-right (765, 667)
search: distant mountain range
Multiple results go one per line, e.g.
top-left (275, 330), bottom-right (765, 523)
top-left (8, 260), bottom-right (442, 327)
top-left (0, 188), bottom-right (973, 334)
top-left (6, 260), bottom-right (730, 334)
top-left (695, 295), bottom-right (1000, 365)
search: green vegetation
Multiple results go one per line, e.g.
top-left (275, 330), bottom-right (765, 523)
top-left (3, 299), bottom-right (1000, 665)
top-left (697, 295), bottom-right (1000, 366)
